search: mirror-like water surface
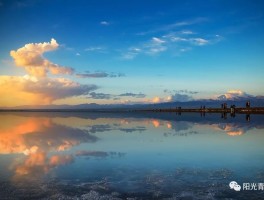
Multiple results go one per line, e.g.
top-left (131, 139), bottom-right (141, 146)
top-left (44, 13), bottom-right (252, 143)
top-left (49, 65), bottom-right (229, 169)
top-left (0, 112), bottom-right (263, 199)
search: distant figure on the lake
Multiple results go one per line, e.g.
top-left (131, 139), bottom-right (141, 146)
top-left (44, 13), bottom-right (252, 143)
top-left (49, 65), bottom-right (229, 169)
top-left (230, 105), bottom-right (236, 113)
top-left (246, 101), bottom-right (250, 108)
top-left (223, 103), bottom-right (227, 109)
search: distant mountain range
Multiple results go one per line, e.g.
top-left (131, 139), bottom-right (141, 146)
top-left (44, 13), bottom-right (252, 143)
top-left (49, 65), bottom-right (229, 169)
top-left (1, 96), bottom-right (264, 110)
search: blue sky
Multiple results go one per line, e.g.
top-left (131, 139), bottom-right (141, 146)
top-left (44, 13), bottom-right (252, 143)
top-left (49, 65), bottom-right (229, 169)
top-left (0, 0), bottom-right (264, 106)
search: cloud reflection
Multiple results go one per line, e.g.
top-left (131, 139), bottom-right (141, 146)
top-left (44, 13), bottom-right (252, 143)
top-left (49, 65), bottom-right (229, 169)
top-left (217, 124), bottom-right (249, 136)
top-left (13, 152), bottom-right (74, 179)
top-left (0, 115), bottom-right (98, 155)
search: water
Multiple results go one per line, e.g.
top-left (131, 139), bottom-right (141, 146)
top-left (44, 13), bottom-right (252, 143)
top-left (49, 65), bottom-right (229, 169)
top-left (0, 112), bottom-right (264, 199)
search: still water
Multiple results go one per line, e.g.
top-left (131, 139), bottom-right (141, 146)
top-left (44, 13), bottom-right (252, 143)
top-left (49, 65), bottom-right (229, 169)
top-left (0, 112), bottom-right (263, 199)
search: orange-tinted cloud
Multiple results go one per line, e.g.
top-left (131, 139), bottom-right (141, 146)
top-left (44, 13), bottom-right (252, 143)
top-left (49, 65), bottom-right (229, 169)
top-left (0, 75), bottom-right (97, 106)
top-left (152, 96), bottom-right (161, 103)
top-left (10, 39), bottom-right (73, 77)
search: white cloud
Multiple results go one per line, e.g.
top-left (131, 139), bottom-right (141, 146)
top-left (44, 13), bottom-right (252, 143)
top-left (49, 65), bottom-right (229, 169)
top-left (190, 38), bottom-right (209, 46)
top-left (152, 37), bottom-right (166, 44)
top-left (85, 46), bottom-right (104, 51)
top-left (100, 21), bottom-right (110, 25)
top-left (121, 47), bottom-right (142, 59)
top-left (10, 38), bottom-right (74, 77)
top-left (148, 46), bottom-right (167, 54)
top-left (143, 37), bottom-right (167, 55)
top-left (124, 20), bottom-right (222, 59)
top-left (180, 30), bottom-right (195, 35)
top-left (170, 37), bottom-right (188, 42)
top-left (136, 17), bottom-right (207, 35)
top-left (217, 90), bottom-right (253, 100)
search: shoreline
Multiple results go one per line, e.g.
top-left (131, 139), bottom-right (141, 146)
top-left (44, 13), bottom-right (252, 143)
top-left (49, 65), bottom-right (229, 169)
top-left (139, 107), bottom-right (264, 114)
top-left (0, 107), bottom-right (264, 114)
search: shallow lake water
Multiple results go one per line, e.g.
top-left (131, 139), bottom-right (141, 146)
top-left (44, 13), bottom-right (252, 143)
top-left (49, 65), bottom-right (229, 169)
top-left (0, 112), bottom-right (264, 199)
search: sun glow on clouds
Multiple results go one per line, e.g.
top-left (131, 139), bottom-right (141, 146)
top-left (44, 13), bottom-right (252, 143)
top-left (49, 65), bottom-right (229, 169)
top-left (0, 75), bottom-right (97, 106)
top-left (0, 39), bottom-right (99, 106)
top-left (10, 39), bottom-right (73, 77)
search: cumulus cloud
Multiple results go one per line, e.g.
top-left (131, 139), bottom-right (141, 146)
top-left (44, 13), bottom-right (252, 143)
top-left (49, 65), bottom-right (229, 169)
top-left (10, 38), bottom-right (74, 77)
top-left (217, 90), bottom-right (253, 100)
top-left (0, 75), bottom-right (97, 105)
top-left (76, 71), bottom-right (125, 78)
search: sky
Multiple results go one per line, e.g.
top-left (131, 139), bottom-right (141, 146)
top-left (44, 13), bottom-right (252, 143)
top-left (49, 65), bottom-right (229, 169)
top-left (0, 0), bottom-right (264, 107)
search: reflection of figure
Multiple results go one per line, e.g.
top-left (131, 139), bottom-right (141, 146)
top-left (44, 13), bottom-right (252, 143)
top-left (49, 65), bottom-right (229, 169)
top-left (221, 112), bottom-right (227, 119)
top-left (246, 114), bottom-right (250, 122)
top-left (230, 105), bottom-right (236, 117)
top-left (177, 107), bottom-right (181, 116)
